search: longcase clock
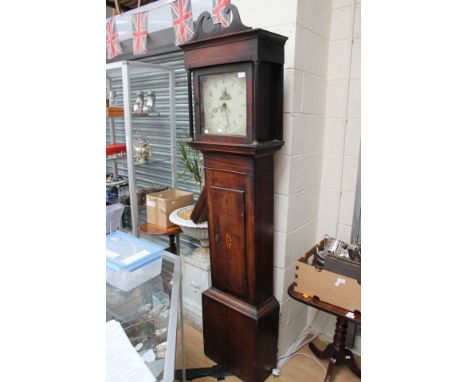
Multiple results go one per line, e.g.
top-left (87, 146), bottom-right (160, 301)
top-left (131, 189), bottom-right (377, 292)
top-left (180, 6), bottom-right (287, 382)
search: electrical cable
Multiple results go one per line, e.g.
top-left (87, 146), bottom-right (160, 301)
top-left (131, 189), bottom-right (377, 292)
top-left (277, 332), bottom-right (319, 362)
top-left (272, 331), bottom-right (322, 377)
top-left (285, 352), bottom-right (327, 373)
top-left (273, 317), bottom-right (330, 377)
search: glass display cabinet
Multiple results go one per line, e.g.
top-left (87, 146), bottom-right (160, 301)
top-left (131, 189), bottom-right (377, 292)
top-left (106, 61), bottom-right (177, 237)
top-left (106, 251), bottom-right (183, 381)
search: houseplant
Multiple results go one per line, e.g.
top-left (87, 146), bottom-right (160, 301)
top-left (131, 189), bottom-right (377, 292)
top-left (169, 140), bottom-right (209, 261)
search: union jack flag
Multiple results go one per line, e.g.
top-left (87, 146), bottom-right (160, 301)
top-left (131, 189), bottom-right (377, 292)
top-left (170, 0), bottom-right (195, 46)
top-left (131, 12), bottom-right (149, 55)
top-left (212, 0), bottom-right (231, 27)
top-left (106, 17), bottom-right (122, 60)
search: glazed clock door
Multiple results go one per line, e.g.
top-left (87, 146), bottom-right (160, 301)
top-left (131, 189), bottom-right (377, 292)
top-left (193, 62), bottom-right (253, 144)
top-left (209, 186), bottom-right (247, 299)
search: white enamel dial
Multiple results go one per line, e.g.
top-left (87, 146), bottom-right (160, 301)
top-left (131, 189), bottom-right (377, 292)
top-left (202, 72), bottom-right (247, 136)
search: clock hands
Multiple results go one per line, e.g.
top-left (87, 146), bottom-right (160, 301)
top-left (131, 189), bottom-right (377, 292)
top-left (206, 86), bottom-right (238, 133)
top-left (223, 105), bottom-right (231, 130)
top-left (219, 88), bottom-right (232, 101)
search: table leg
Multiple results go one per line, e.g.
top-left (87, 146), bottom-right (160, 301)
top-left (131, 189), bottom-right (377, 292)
top-left (343, 349), bottom-right (361, 378)
top-left (168, 234), bottom-right (177, 254)
top-left (176, 233), bottom-right (180, 257)
top-left (309, 341), bottom-right (333, 359)
top-left (324, 358), bottom-right (337, 382)
top-left (318, 316), bottom-right (361, 382)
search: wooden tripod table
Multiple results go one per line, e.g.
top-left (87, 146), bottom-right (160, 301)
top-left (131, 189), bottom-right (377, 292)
top-left (139, 223), bottom-right (182, 255)
top-left (288, 284), bottom-right (361, 382)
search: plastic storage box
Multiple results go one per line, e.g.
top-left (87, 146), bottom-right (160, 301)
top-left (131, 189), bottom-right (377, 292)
top-left (106, 231), bottom-right (164, 291)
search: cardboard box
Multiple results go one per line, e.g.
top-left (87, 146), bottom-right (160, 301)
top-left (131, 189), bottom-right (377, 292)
top-left (146, 189), bottom-right (193, 227)
top-left (295, 250), bottom-right (361, 312)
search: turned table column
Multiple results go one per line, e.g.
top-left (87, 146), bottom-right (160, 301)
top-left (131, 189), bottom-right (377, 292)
top-left (288, 284), bottom-right (361, 382)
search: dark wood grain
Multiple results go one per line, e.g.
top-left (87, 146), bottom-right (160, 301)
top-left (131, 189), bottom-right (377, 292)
top-left (288, 284), bottom-right (361, 324)
top-left (190, 185), bottom-right (208, 223)
top-left (180, 26), bottom-right (287, 382)
top-left (138, 223), bottom-right (182, 255)
top-left (210, 186), bottom-right (247, 298)
top-left (183, 29), bottom-right (287, 146)
top-left (203, 288), bottom-right (279, 382)
top-left (138, 223), bottom-right (182, 236)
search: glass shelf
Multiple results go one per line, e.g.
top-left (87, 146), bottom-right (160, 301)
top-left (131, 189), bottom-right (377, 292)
top-left (134, 159), bottom-right (172, 167)
top-left (106, 179), bottom-right (129, 188)
top-left (106, 152), bottom-right (127, 161)
top-left (106, 154), bottom-right (171, 168)
top-left (106, 105), bottom-right (161, 118)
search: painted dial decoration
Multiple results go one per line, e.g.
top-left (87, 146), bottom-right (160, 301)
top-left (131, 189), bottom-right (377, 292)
top-left (202, 72), bottom-right (247, 136)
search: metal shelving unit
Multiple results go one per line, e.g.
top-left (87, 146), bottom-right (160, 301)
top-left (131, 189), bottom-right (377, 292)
top-left (107, 61), bottom-right (177, 237)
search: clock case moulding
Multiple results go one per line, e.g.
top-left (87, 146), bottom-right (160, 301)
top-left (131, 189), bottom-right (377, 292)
top-left (179, 5), bottom-right (288, 382)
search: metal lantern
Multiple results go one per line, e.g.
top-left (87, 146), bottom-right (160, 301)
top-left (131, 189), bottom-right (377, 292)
top-left (133, 91), bottom-right (145, 113)
top-left (134, 135), bottom-right (151, 164)
top-left (108, 90), bottom-right (116, 106)
top-left (144, 90), bottom-right (156, 113)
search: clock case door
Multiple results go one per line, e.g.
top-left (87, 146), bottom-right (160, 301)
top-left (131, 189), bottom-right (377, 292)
top-left (193, 62), bottom-right (253, 145)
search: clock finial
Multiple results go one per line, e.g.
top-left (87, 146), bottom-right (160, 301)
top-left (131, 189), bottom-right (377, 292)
top-left (188, 4), bottom-right (251, 43)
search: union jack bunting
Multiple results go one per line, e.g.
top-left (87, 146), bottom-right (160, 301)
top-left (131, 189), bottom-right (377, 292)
top-left (106, 17), bottom-right (122, 60)
top-left (212, 0), bottom-right (231, 27)
top-left (131, 12), bottom-right (149, 55)
top-left (170, 0), bottom-right (195, 46)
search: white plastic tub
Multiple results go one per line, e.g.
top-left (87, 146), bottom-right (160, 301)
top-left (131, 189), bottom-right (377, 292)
top-left (106, 231), bottom-right (164, 292)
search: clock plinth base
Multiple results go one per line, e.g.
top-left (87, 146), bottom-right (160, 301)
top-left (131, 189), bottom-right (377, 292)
top-left (202, 288), bottom-right (279, 382)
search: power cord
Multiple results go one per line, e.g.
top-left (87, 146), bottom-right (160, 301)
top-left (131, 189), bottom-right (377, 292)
top-left (272, 332), bottom-right (324, 377)
top-left (272, 319), bottom-right (330, 377)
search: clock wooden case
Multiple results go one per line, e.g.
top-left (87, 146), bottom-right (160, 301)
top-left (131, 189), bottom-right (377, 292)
top-left (181, 6), bottom-right (287, 382)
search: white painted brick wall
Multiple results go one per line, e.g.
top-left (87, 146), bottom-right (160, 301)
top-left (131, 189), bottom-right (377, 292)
top-left (318, 0), bottom-right (360, 242)
top-left (321, 153), bottom-right (343, 189)
top-left (271, 0), bottom-right (333, 357)
top-left (350, 39), bottom-right (361, 79)
top-left (323, 118), bottom-right (346, 154)
top-left (295, 25), bottom-right (329, 77)
top-left (345, 118), bottom-right (361, 155)
top-left (342, 155), bottom-right (359, 192)
top-left (274, 193), bottom-right (289, 233)
top-left (290, 115), bottom-right (324, 154)
top-left (330, 6), bottom-right (353, 40)
top-left (273, 231), bottom-right (286, 268)
top-left (296, 0), bottom-right (332, 39)
top-left (353, 4), bottom-right (361, 38)
top-left (347, 79), bottom-right (361, 118)
top-left (283, 70), bottom-right (303, 113)
top-left (326, 80), bottom-right (348, 117)
top-left (234, 0), bottom-right (298, 28)
top-left (334, 0), bottom-right (353, 9)
top-left (284, 219), bottom-right (318, 268)
top-left (328, 40), bottom-right (352, 79)
top-left (301, 73), bottom-right (327, 114)
top-left (314, 0), bottom-right (361, 354)
top-left (338, 191), bottom-right (356, 225)
top-left (287, 187), bottom-right (320, 232)
top-left (274, 154), bottom-right (291, 195)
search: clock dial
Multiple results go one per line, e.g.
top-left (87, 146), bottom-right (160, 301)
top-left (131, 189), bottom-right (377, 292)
top-left (202, 72), bottom-right (247, 136)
